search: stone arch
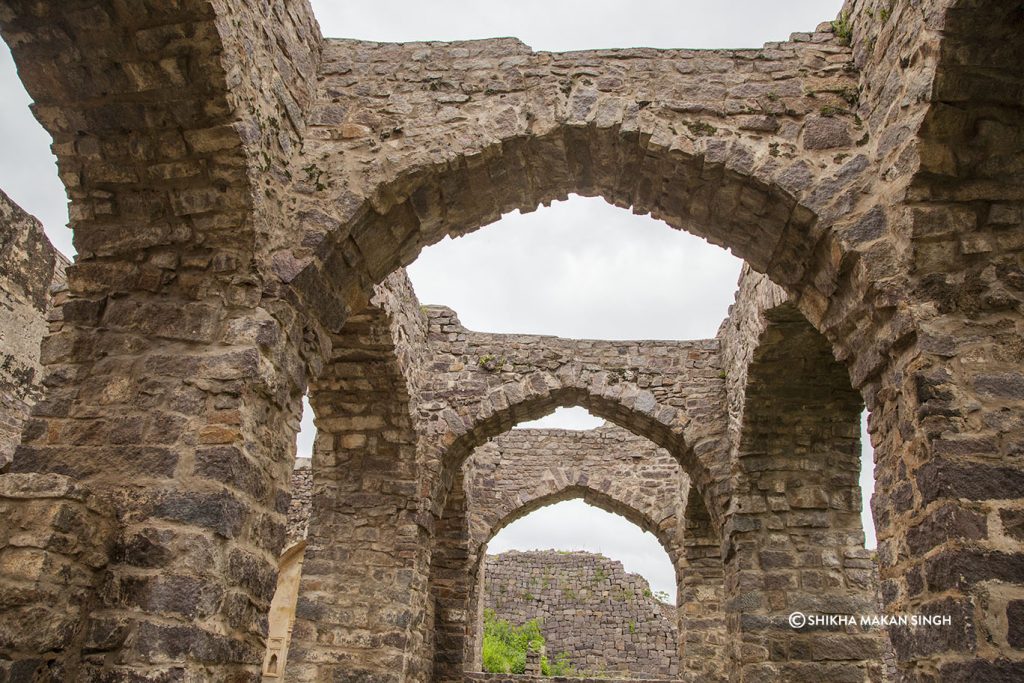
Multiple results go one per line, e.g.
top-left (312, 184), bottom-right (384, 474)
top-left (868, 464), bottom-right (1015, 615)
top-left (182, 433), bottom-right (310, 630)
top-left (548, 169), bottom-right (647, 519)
top-left (470, 484), bottom-right (683, 649)
top-left (481, 483), bottom-right (681, 560)
top-left (428, 421), bottom-right (728, 681)
top-left (281, 30), bottom-right (882, 336)
top-left (285, 271), bottom-right (430, 682)
top-left (428, 381), bottom-right (724, 529)
top-left (725, 300), bottom-right (885, 681)
top-left (290, 117), bottom-right (873, 338)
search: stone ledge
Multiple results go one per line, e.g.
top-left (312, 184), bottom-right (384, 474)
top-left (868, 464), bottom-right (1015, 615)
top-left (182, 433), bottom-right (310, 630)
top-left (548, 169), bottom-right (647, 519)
top-left (465, 675), bottom-right (680, 682)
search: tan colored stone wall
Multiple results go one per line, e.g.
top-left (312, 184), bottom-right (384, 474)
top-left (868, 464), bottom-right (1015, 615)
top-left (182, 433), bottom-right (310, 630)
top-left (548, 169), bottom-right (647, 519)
top-left (1, 0), bottom-right (1022, 680)
top-left (483, 551), bottom-right (679, 679)
top-left (0, 190), bottom-right (68, 469)
top-left (286, 457), bottom-right (312, 544)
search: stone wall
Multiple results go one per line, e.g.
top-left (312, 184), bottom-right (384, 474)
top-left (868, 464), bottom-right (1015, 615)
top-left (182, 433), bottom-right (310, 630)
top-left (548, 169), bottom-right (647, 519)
top-left (2, 0), bottom-right (1022, 680)
top-left (483, 551), bottom-right (678, 679)
top-left (465, 676), bottom-right (674, 683)
top-left (287, 457), bottom-right (312, 545)
top-left (0, 190), bottom-right (68, 469)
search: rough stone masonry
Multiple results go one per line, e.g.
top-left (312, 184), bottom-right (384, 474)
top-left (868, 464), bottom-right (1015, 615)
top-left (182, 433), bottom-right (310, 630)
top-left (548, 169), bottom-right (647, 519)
top-left (0, 190), bottom-right (68, 468)
top-left (483, 550), bottom-right (679, 679)
top-left (0, 0), bottom-right (1022, 681)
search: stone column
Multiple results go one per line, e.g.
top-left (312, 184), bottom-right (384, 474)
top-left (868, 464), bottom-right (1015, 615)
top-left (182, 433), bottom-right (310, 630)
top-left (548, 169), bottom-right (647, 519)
top-left (430, 471), bottom-right (474, 682)
top-left (679, 490), bottom-right (727, 681)
top-left (724, 306), bottom-right (886, 682)
top-left (2, 288), bottom-right (308, 681)
top-left (0, 0), bottom-right (323, 677)
top-left (286, 310), bottom-right (432, 682)
top-left (868, 343), bottom-right (1024, 681)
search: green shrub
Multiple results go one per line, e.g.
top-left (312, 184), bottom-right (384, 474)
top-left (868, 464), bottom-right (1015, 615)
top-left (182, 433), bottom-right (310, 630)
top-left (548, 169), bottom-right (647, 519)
top-left (482, 610), bottom-right (578, 677)
top-left (543, 651), bottom-right (577, 676)
top-left (831, 11), bottom-right (853, 46)
top-left (482, 609), bottom-right (544, 674)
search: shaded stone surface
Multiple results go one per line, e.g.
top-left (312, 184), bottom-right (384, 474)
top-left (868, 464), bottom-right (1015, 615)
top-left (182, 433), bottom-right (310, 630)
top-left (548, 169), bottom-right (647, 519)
top-left (483, 551), bottom-right (679, 679)
top-left (0, 0), bottom-right (1022, 680)
top-left (0, 191), bottom-right (68, 469)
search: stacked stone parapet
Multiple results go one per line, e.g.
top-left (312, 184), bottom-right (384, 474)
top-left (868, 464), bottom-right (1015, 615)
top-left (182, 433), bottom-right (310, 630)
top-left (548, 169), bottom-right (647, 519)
top-left (0, 190), bottom-right (68, 469)
top-left (483, 551), bottom-right (679, 679)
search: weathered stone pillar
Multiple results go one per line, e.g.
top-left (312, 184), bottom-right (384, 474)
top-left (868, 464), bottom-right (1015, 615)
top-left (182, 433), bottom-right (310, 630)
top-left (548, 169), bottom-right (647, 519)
top-left (867, 343), bottom-right (1024, 681)
top-left (847, 0), bottom-right (1024, 677)
top-left (0, 190), bottom-right (68, 469)
top-left (0, 0), bottom-right (324, 677)
top-left (724, 305), bottom-right (886, 682)
top-left (680, 490), bottom-right (727, 682)
top-left (287, 307), bottom-right (432, 682)
top-left (2, 285), bottom-right (309, 680)
top-left (431, 472), bottom-right (474, 682)
top-left (0, 473), bottom-right (115, 680)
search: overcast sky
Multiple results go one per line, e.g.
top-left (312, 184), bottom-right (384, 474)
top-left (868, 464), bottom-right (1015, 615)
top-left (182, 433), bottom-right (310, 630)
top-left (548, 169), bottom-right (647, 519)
top-left (1, 0), bottom-right (864, 603)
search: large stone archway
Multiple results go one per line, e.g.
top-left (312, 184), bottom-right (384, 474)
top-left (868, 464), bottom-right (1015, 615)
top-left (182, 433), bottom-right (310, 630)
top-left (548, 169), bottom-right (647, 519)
top-left (429, 424), bottom-right (701, 681)
top-left (0, 0), bottom-right (1021, 680)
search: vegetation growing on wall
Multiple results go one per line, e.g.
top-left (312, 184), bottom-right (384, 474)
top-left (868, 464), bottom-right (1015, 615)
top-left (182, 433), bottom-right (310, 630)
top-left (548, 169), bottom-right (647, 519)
top-left (482, 610), bottom-right (576, 676)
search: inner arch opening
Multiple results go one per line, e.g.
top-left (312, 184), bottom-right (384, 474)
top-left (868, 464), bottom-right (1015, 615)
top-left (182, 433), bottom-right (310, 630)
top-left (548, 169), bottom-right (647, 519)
top-left (407, 195), bottom-right (742, 341)
top-left (488, 498), bottom-right (677, 603)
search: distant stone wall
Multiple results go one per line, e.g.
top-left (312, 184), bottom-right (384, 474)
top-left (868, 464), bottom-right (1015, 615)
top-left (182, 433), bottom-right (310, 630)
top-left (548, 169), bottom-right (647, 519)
top-left (465, 676), bottom-right (676, 683)
top-left (0, 190), bottom-right (68, 469)
top-left (287, 457), bottom-right (312, 545)
top-left (483, 551), bottom-right (679, 679)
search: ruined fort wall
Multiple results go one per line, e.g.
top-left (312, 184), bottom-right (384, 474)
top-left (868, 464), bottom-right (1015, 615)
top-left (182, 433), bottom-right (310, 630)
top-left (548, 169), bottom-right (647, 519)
top-left (0, 191), bottom-right (68, 469)
top-left (465, 426), bottom-right (687, 556)
top-left (287, 457), bottom-right (312, 545)
top-left (483, 551), bottom-right (679, 679)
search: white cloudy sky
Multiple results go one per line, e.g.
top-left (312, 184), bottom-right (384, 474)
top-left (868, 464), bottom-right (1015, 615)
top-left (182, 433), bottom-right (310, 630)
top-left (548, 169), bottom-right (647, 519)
top-left (1, 1), bottom-right (867, 601)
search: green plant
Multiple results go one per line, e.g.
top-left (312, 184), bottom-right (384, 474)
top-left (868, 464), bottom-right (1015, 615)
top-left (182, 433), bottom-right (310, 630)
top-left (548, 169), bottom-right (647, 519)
top-left (654, 589), bottom-right (671, 603)
top-left (482, 610), bottom-right (578, 677)
top-left (542, 651), bottom-right (577, 676)
top-left (831, 11), bottom-right (853, 46)
top-left (686, 120), bottom-right (717, 137)
top-left (628, 621), bottom-right (636, 634)
top-left (593, 567), bottom-right (607, 583)
top-left (477, 354), bottom-right (506, 372)
top-left (481, 609), bottom-right (544, 674)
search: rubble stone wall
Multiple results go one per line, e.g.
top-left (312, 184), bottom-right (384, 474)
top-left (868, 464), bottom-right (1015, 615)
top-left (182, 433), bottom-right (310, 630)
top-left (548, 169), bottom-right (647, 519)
top-left (286, 457), bottom-right (312, 545)
top-left (0, 190), bottom-right (68, 469)
top-left (1, 0), bottom-right (1022, 680)
top-left (483, 551), bottom-right (679, 679)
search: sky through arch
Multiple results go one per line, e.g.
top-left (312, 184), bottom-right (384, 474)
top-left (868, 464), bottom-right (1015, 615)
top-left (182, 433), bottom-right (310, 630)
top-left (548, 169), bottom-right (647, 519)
top-left (488, 498), bottom-right (678, 603)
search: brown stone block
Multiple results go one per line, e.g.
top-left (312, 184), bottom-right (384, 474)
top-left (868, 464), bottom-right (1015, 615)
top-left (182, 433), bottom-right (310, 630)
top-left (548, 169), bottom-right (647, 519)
top-left (103, 299), bottom-right (223, 343)
top-left (101, 572), bottom-right (224, 620)
top-left (10, 444), bottom-right (178, 480)
top-left (917, 460), bottom-right (1024, 503)
top-left (925, 549), bottom-right (1024, 591)
top-left (129, 620), bottom-right (261, 666)
top-left (148, 489), bottom-right (247, 539)
top-left (938, 658), bottom-right (1024, 682)
top-left (906, 503), bottom-right (987, 555)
